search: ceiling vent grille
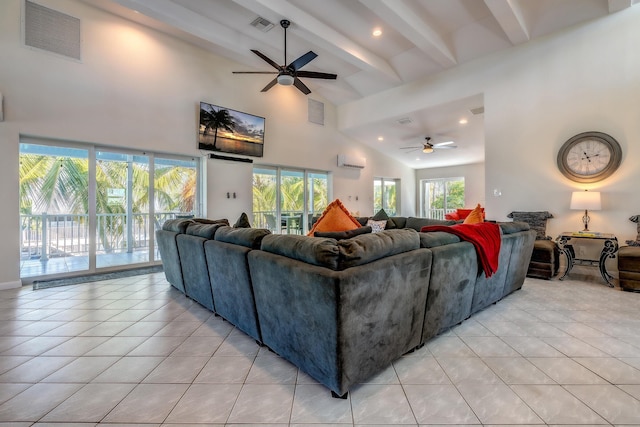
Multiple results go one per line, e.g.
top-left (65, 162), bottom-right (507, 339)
top-left (250, 16), bottom-right (275, 32)
top-left (24, 0), bottom-right (81, 60)
top-left (308, 99), bottom-right (324, 125)
top-left (470, 106), bottom-right (485, 115)
top-left (396, 117), bottom-right (412, 125)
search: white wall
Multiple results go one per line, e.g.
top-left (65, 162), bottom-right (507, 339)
top-left (415, 163), bottom-right (485, 214)
top-left (0, 0), bottom-right (414, 287)
top-left (340, 7), bottom-right (640, 244)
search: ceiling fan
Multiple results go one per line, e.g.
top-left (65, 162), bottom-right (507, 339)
top-left (232, 19), bottom-right (337, 95)
top-left (400, 136), bottom-right (457, 154)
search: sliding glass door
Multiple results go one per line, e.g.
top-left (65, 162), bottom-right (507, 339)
top-left (95, 151), bottom-right (150, 269)
top-left (19, 140), bottom-right (200, 279)
top-left (19, 144), bottom-right (90, 277)
top-left (421, 177), bottom-right (465, 219)
top-left (252, 166), bottom-right (329, 234)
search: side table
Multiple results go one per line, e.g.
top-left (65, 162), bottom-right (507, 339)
top-left (556, 232), bottom-right (618, 287)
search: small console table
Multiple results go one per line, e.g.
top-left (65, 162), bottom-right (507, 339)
top-left (556, 232), bottom-right (618, 287)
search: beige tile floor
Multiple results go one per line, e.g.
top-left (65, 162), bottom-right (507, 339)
top-left (0, 272), bottom-right (639, 426)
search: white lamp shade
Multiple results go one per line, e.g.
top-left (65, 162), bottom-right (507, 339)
top-left (570, 191), bottom-right (601, 210)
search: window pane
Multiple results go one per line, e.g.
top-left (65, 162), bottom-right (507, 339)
top-left (253, 168), bottom-right (329, 235)
top-left (96, 151), bottom-right (150, 268)
top-left (374, 178), bottom-right (399, 215)
top-left (19, 143), bottom-right (90, 277)
top-left (383, 179), bottom-right (397, 215)
top-left (252, 168), bottom-right (277, 231)
top-left (373, 180), bottom-right (382, 212)
top-left (280, 170), bottom-right (304, 234)
top-left (422, 178), bottom-right (465, 219)
top-left (154, 156), bottom-right (198, 260)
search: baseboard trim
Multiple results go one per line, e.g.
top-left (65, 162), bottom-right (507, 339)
top-left (0, 280), bottom-right (23, 290)
top-left (32, 265), bottom-right (163, 290)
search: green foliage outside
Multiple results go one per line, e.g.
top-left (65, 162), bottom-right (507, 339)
top-left (373, 180), bottom-right (397, 216)
top-left (429, 180), bottom-right (464, 209)
top-left (252, 171), bottom-right (328, 229)
top-left (20, 150), bottom-right (196, 251)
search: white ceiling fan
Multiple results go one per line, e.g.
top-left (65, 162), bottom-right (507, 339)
top-left (399, 136), bottom-right (457, 154)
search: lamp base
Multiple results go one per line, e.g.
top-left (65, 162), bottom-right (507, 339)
top-left (582, 209), bottom-right (590, 232)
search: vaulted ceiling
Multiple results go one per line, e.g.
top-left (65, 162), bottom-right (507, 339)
top-left (83, 0), bottom-right (639, 168)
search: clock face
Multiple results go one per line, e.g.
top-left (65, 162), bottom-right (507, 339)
top-left (565, 139), bottom-right (611, 175)
top-left (557, 132), bottom-right (622, 183)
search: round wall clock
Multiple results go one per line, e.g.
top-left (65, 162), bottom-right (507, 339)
top-left (557, 131), bottom-right (622, 183)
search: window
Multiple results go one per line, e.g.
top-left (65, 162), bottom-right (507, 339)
top-left (19, 140), bottom-right (200, 279)
top-left (253, 167), bottom-right (330, 234)
top-left (373, 178), bottom-right (399, 215)
top-left (421, 177), bottom-right (465, 219)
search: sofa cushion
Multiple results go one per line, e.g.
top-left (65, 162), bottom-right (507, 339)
top-left (405, 217), bottom-right (455, 231)
top-left (418, 231), bottom-right (461, 248)
top-left (390, 216), bottom-right (406, 229)
top-left (338, 229), bottom-right (420, 269)
top-left (463, 204), bottom-right (485, 224)
top-left (314, 226), bottom-right (372, 240)
top-left (162, 219), bottom-right (193, 233)
top-left (499, 222), bottom-right (531, 235)
top-left (367, 219), bottom-right (387, 233)
top-left (185, 223), bottom-right (224, 240)
top-left (233, 212), bottom-right (251, 228)
top-left (507, 211), bottom-right (553, 240)
top-left (193, 217), bottom-right (230, 226)
top-left (215, 225), bottom-right (270, 249)
top-left (307, 199), bottom-right (362, 235)
top-left (261, 234), bottom-right (340, 270)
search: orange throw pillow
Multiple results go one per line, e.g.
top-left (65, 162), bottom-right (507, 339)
top-left (463, 203), bottom-right (485, 224)
top-left (307, 199), bottom-right (362, 236)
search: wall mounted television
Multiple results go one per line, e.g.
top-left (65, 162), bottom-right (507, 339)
top-left (198, 101), bottom-right (265, 157)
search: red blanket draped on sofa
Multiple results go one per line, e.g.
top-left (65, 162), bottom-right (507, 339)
top-left (421, 223), bottom-right (501, 277)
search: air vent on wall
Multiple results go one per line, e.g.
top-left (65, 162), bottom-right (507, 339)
top-left (396, 117), bottom-right (412, 125)
top-left (24, 0), bottom-right (81, 61)
top-left (470, 106), bottom-right (485, 115)
top-left (308, 99), bottom-right (324, 125)
top-left (250, 16), bottom-right (275, 32)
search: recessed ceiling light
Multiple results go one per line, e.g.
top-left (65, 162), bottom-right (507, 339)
top-left (377, 136), bottom-right (384, 141)
top-left (415, 158), bottom-right (420, 161)
top-left (459, 118), bottom-right (468, 124)
top-left (372, 28), bottom-right (382, 37)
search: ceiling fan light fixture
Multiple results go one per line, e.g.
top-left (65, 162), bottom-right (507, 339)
top-left (277, 74), bottom-right (295, 86)
top-left (422, 146), bottom-right (434, 154)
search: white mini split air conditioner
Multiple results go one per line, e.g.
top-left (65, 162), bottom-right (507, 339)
top-left (337, 154), bottom-right (366, 169)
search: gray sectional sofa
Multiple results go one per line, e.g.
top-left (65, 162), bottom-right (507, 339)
top-left (156, 217), bottom-right (535, 398)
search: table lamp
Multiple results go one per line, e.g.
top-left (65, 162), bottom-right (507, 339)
top-left (570, 190), bottom-right (601, 232)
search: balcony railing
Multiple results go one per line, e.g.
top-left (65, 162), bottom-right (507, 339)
top-left (424, 208), bottom-right (457, 220)
top-left (20, 212), bottom-right (184, 261)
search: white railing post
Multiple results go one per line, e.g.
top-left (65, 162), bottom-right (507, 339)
top-left (40, 212), bottom-right (49, 261)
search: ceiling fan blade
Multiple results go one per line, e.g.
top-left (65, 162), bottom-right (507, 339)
top-left (289, 51), bottom-right (317, 71)
top-left (293, 77), bottom-right (311, 95)
top-left (296, 70), bottom-right (337, 80)
top-left (435, 145), bottom-right (457, 150)
top-left (233, 71), bottom-right (278, 74)
top-left (399, 146), bottom-right (420, 149)
top-left (433, 141), bottom-right (455, 146)
top-left (261, 78), bottom-right (278, 92)
top-left (251, 49), bottom-right (281, 70)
